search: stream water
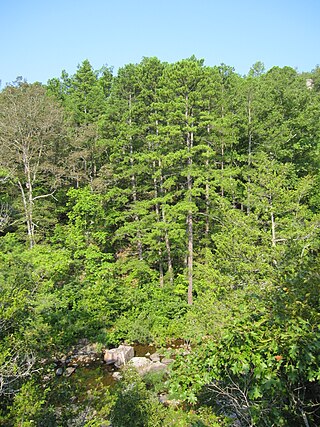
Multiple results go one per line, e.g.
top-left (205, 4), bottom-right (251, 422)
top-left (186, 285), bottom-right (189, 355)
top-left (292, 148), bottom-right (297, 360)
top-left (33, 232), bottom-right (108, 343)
top-left (43, 341), bottom-right (188, 424)
top-left (63, 340), bottom-right (187, 390)
top-left (64, 342), bottom-right (159, 389)
top-left (46, 340), bottom-right (188, 419)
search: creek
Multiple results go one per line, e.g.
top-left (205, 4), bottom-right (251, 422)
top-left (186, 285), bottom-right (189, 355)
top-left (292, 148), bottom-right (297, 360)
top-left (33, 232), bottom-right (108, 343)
top-left (70, 342), bottom-right (158, 388)
top-left (53, 340), bottom-right (186, 393)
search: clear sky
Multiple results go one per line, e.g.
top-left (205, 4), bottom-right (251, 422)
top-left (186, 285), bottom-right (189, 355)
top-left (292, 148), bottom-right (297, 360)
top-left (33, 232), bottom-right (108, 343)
top-left (1, 0), bottom-right (319, 86)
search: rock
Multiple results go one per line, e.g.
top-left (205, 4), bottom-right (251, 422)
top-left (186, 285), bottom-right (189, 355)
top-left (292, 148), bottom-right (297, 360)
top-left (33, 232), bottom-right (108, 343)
top-left (77, 338), bottom-right (89, 346)
top-left (60, 355), bottom-right (68, 363)
top-left (161, 357), bottom-right (174, 365)
top-left (104, 345), bottom-right (134, 367)
top-left (149, 352), bottom-right (161, 362)
top-left (147, 361), bottom-right (168, 374)
top-left (112, 372), bottom-right (122, 381)
top-left (128, 357), bottom-right (152, 374)
top-left (158, 393), bottom-right (169, 404)
top-left (104, 356), bottom-right (116, 365)
top-left (56, 340), bottom-right (103, 369)
top-left (64, 366), bottom-right (76, 377)
top-left (71, 354), bottom-right (98, 365)
top-left (76, 342), bottom-right (100, 355)
top-left (55, 367), bottom-right (63, 376)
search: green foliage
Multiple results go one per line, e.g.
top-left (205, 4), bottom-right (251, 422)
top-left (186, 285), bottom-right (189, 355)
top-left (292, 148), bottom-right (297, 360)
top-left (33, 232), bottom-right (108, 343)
top-left (109, 283), bottom-right (188, 345)
top-left (1, 57), bottom-right (320, 426)
top-left (169, 266), bottom-right (320, 426)
top-left (9, 380), bottom-right (48, 426)
top-left (111, 368), bottom-right (163, 427)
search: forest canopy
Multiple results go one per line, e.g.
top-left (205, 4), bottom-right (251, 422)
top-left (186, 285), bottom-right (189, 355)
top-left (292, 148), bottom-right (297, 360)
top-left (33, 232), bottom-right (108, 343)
top-left (0, 57), bottom-right (319, 426)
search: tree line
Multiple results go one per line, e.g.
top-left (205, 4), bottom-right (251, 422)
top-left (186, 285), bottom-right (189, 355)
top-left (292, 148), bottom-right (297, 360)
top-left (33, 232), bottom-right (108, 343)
top-left (0, 57), bottom-right (319, 426)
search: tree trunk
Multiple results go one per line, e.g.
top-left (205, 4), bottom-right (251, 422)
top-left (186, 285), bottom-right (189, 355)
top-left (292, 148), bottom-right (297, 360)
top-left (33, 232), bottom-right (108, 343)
top-left (157, 155), bottom-right (173, 284)
top-left (128, 93), bottom-right (143, 260)
top-left (220, 102), bottom-right (225, 197)
top-left (18, 181), bottom-right (35, 249)
top-left (269, 196), bottom-right (276, 247)
top-left (205, 124), bottom-right (210, 241)
top-left (21, 147), bottom-right (36, 248)
top-left (162, 205), bottom-right (173, 284)
top-left (187, 207), bottom-right (193, 305)
top-left (271, 210), bottom-right (276, 247)
top-left (247, 94), bottom-right (252, 214)
top-left (152, 156), bottom-right (164, 287)
top-left (130, 143), bottom-right (143, 260)
top-left (186, 97), bottom-right (193, 305)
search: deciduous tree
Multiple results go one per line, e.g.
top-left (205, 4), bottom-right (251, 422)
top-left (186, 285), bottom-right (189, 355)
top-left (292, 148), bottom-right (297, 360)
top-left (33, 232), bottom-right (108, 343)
top-left (0, 81), bottom-right (65, 247)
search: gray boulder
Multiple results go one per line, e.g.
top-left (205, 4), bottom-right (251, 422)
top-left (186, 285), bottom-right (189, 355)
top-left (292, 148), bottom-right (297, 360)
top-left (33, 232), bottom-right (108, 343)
top-left (147, 361), bottom-right (168, 374)
top-left (55, 367), bottom-right (63, 376)
top-left (149, 352), bottom-right (161, 362)
top-left (161, 357), bottom-right (174, 365)
top-left (112, 371), bottom-right (123, 381)
top-left (64, 366), bottom-right (76, 377)
top-left (104, 345), bottom-right (134, 367)
top-left (128, 357), bottom-right (152, 374)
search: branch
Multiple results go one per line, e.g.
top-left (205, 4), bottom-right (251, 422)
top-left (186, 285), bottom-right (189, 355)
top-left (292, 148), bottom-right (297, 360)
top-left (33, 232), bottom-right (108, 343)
top-left (0, 175), bottom-right (10, 184)
top-left (0, 352), bottom-right (38, 397)
top-left (32, 190), bottom-right (57, 201)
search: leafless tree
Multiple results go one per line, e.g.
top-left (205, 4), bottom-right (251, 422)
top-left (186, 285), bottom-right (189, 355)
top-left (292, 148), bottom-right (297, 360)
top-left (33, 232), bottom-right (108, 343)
top-left (0, 351), bottom-right (37, 397)
top-left (0, 81), bottom-right (65, 247)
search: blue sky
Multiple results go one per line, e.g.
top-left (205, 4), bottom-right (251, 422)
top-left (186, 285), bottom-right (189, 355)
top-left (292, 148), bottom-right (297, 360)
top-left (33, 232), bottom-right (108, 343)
top-left (1, 0), bottom-right (319, 85)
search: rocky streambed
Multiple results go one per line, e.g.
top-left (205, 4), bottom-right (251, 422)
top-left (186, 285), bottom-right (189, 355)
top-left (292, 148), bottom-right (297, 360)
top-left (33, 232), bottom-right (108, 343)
top-left (38, 340), bottom-right (190, 423)
top-left (52, 339), bottom-right (189, 383)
